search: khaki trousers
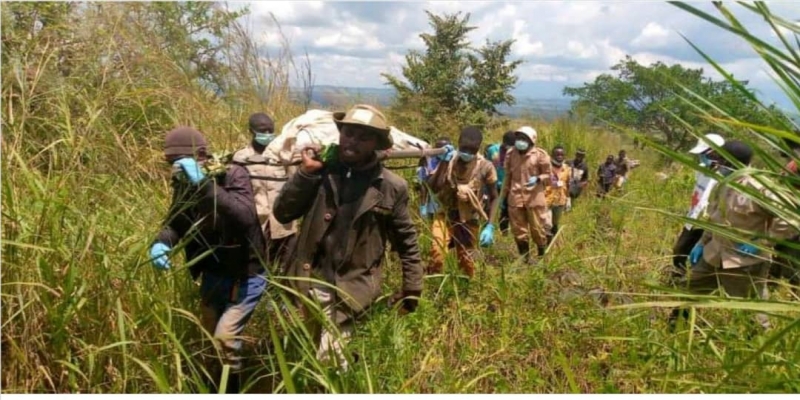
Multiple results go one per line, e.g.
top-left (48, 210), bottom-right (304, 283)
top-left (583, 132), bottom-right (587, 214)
top-left (306, 286), bottom-right (355, 372)
top-left (508, 205), bottom-right (548, 247)
top-left (429, 213), bottom-right (479, 277)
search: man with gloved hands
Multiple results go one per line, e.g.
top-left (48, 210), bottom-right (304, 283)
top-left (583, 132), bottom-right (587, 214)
top-left (677, 140), bottom-right (799, 330)
top-left (272, 104), bottom-right (424, 372)
top-left (501, 126), bottom-right (552, 264)
top-left (427, 126), bottom-right (499, 278)
top-left (149, 126), bottom-right (267, 393)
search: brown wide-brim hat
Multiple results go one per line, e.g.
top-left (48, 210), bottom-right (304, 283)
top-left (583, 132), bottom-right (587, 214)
top-left (333, 104), bottom-right (393, 150)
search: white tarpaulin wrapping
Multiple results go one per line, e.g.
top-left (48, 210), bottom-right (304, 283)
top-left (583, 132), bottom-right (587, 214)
top-left (266, 109), bottom-right (430, 164)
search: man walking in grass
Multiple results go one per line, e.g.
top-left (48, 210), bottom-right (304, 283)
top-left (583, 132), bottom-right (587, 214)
top-left (426, 126), bottom-right (499, 277)
top-left (149, 127), bottom-right (267, 393)
top-left (232, 112), bottom-right (298, 272)
top-left (417, 137), bottom-right (451, 221)
top-left (485, 131), bottom-right (516, 235)
top-left (614, 149), bottom-right (630, 189)
top-left (502, 126), bottom-right (551, 264)
top-left (273, 104), bottom-right (423, 372)
top-left (671, 133), bottom-right (725, 280)
top-left (678, 140), bottom-right (799, 330)
top-left (545, 145), bottom-right (573, 245)
top-left (567, 148), bottom-right (589, 202)
top-left (770, 141), bottom-right (800, 295)
top-left (596, 155), bottom-right (617, 198)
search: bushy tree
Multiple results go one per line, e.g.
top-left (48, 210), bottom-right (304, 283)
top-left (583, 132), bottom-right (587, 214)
top-left (382, 11), bottom-right (522, 136)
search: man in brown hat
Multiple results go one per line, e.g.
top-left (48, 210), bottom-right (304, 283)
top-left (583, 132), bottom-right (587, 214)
top-left (273, 104), bottom-right (423, 371)
top-left (232, 113), bottom-right (298, 272)
top-left (149, 126), bottom-right (267, 393)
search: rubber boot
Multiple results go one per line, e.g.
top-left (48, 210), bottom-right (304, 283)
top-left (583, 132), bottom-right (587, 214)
top-left (226, 372), bottom-right (242, 394)
top-left (516, 241), bottom-right (530, 263)
top-left (531, 245), bottom-right (546, 266)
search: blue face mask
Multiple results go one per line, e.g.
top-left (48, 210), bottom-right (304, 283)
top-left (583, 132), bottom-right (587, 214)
top-left (718, 166), bottom-right (733, 177)
top-left (458, 152), bottom-right (475, 162)
top-left (254, 132), bottom-right (275, 146)
top-left (515, 140), bottom-right (530, 151)
top-left (699, 154), bottom-right (711, 167)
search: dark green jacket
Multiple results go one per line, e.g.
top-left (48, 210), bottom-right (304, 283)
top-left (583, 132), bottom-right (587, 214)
top-left (273, 163), bottom-right (423, 322)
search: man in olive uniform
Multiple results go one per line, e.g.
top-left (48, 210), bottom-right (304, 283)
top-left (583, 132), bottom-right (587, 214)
top-left (501, 126), bottom-right (552, 263)
top-left (232, 113), bottom-right (298, 271)
top-left (544, 145), bottom-right (573, 244)
top-left (679, 140), bottom-right (799, 329)
top-left (273, 104), bottom-right (423, 371)
top-left (427, 126), bottom-right (499, 278)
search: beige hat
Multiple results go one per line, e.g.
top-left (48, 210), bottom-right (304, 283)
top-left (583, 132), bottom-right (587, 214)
top-left (333, 104), bottom-right (393, 150)
top-left (515, 126), bottom-right (537, 143)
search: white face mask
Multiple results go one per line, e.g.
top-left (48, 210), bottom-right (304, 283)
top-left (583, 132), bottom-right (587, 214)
top-left (515, 140), bottom-right (529, 151)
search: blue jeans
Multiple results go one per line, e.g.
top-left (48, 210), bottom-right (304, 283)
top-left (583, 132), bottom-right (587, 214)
top-left (199, 271), bottom-right (267, 373)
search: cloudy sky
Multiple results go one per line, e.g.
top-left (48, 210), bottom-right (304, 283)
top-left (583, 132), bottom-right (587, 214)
top-left (235, 1), bottom-right (798, 107)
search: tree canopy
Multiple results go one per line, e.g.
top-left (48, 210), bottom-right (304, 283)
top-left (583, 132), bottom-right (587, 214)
top-left (563, 55), bottom-right (788, 150)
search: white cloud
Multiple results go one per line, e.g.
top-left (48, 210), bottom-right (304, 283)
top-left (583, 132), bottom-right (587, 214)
top-left (566, 41), bottom-right (598, 59)
top-left (631, 22), bottom-right (671, 48)
top-left (313, 24), bottom-right (384, 51)
top-left (242, 1), bottom-right (794, 107)
top-left (512, 20), bottom-right (544, 57)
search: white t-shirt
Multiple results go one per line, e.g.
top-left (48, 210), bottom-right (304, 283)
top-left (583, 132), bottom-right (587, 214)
top-left (685, 166), bottom-right (718, 230)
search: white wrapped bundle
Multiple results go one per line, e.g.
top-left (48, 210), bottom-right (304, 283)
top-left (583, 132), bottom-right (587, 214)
top-left (266, 109), bottom-right (339, 164)
top-left (266, 109), bottom-right (430, 164)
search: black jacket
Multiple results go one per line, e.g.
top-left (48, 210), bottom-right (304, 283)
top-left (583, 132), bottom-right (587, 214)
top-left (154, 164), bottom-right (266, 280)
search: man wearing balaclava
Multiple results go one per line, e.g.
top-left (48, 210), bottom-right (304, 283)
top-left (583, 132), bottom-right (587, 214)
top-left (149, 126), bottom-right (267, 393)
top-left (233, 113), bottom-right (298, 272)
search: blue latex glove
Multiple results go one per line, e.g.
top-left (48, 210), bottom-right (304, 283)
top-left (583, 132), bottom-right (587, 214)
top-left (439, 145), bottom-right (456, 162)
top-left (689, 243), bottom-right (704, 265)
top-left (479, 223), bottom-right (495, 247)
top-left (174, 158), bottom-right (207, 185)
top-left (149, 243), bottom-right (172, 270)
top-left (526, 176), bottom-right (539, 187)
top-left (736, 243), bottom-right (759, 256)
top-left (419, 204), bottom-right (429, 218)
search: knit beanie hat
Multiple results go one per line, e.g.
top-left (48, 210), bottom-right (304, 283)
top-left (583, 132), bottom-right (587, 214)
top-left (164, 126), bottom-right (208, 157)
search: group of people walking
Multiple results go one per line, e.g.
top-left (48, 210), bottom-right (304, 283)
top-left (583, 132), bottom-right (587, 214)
top-left (145, 103), bottom-right (798, 393)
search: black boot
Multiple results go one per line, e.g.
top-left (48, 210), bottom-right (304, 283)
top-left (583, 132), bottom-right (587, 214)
top-left (516, 241), bottom-right (530, 263)
top-left (225, 372), bottom-right (242, 394)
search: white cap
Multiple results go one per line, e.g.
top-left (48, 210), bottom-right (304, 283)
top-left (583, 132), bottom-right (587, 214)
top-left (515, 126), bottom-right (537, 143)
top-left (688, 133), bottom-right (725, 154)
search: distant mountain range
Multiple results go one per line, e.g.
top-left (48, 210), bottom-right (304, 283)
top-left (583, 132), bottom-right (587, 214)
top-left (290, 85), bottom-right (574, 120)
